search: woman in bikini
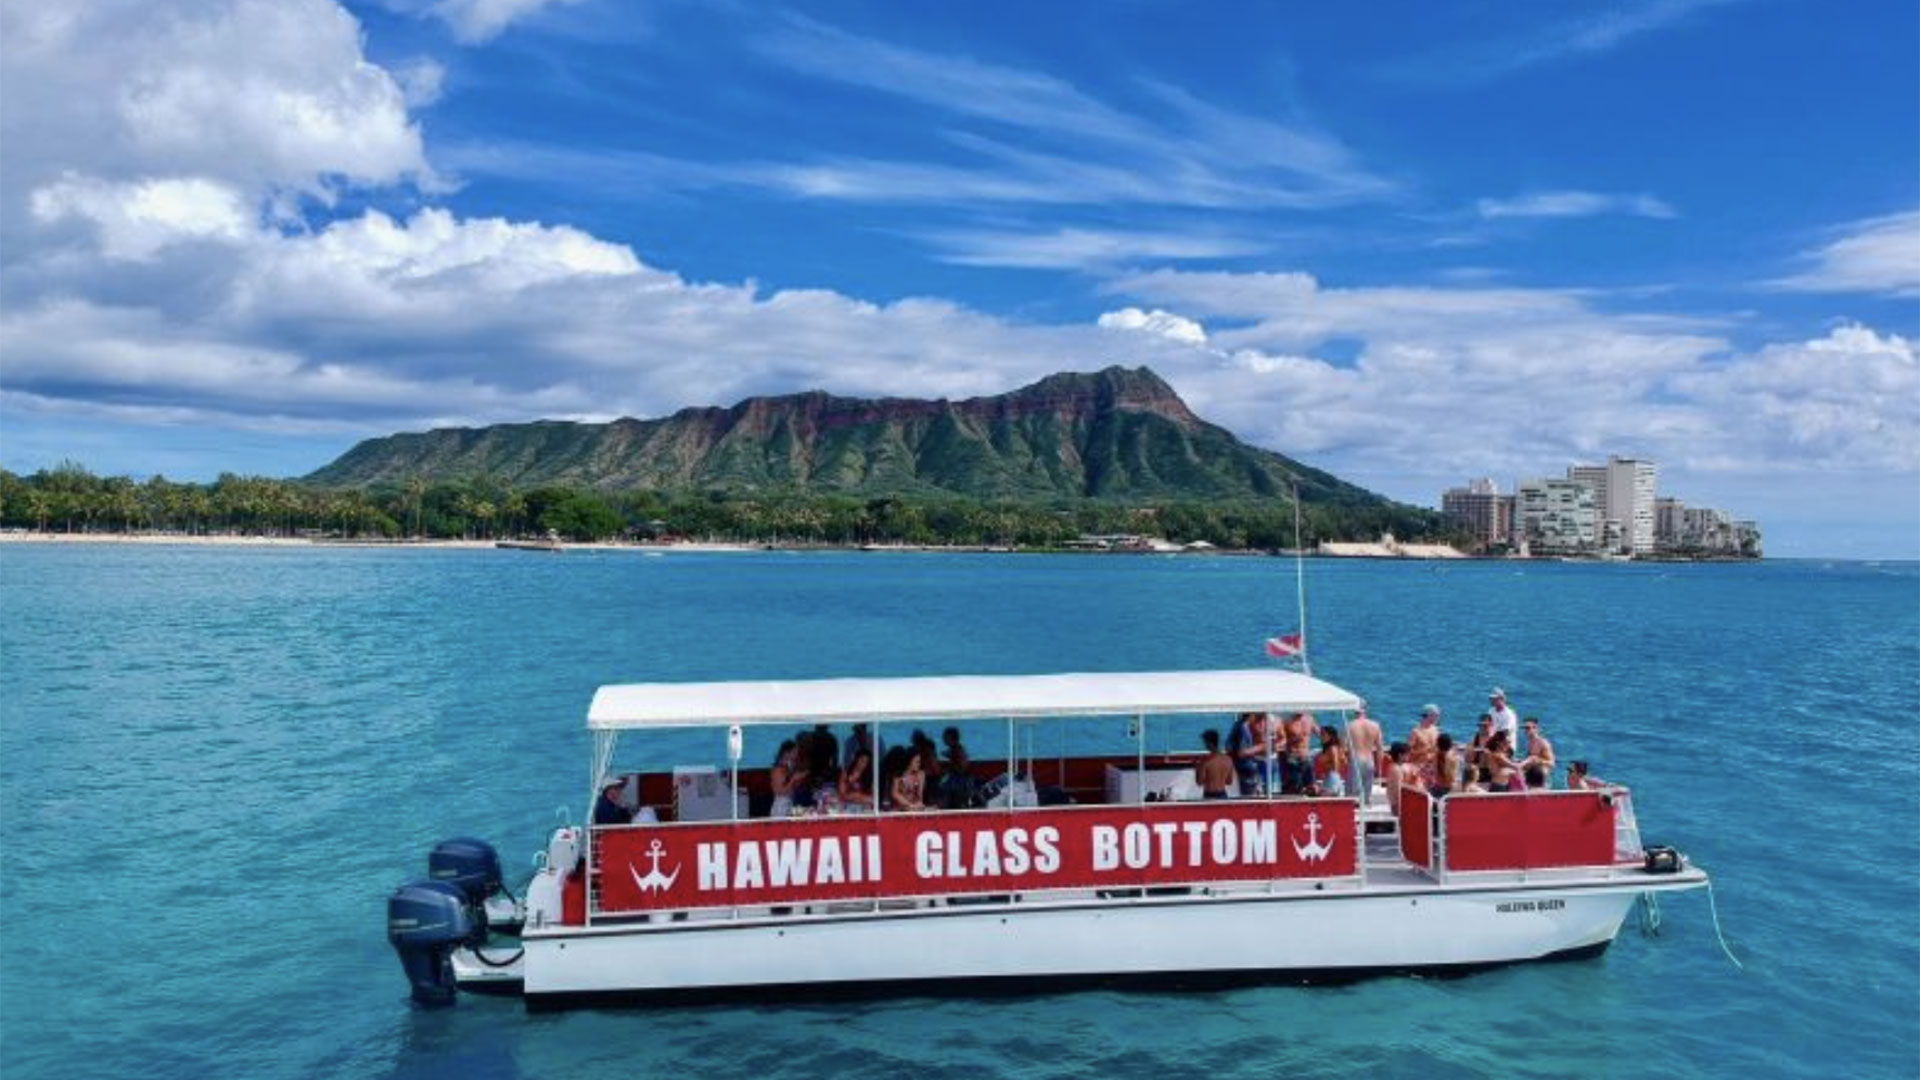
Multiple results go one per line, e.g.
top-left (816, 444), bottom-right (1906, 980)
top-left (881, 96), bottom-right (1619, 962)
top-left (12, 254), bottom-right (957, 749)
top-left (839, 748), bottom-right (875, 811)
top-left (1483, 731), bottom-right (1523, 792)
top-left (769, 739), bottom-right (802, 818)
top-left (891, 750), bottom-right (927, 811)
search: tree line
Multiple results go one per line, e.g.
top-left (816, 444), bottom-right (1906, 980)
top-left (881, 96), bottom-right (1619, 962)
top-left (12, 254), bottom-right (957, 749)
top-left (0, 462), bottom-right (1450, 549)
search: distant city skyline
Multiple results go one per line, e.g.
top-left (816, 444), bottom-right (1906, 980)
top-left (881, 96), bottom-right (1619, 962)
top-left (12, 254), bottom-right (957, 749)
top-left (1, 1), bottom-right (1914, 558)
top-left (1442, 461), bottom-right (1759, 559)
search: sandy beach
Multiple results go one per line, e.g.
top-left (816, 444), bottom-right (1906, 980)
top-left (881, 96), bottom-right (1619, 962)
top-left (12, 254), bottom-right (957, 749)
top-left (0, 531), bottom-right (764, 554)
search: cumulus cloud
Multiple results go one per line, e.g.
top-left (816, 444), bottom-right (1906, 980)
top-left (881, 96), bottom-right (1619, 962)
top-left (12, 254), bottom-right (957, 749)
top-left (31, 176), bottom-right (254, 260)
top-left (1099, 269), bottom-right (1915, 486)
top-left (1770, 210), bottom-right (1920, 299)
top-left (1097, 308), bottom-right (1208, 346)
top-left (5, 0), bottom-right (427, 196)
top-left (1476, 191), bottom-right (1677, 220)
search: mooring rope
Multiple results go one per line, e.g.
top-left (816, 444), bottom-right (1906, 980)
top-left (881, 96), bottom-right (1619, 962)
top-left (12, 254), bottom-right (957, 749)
top-left (1706, 882), bottom-right (1745, 971)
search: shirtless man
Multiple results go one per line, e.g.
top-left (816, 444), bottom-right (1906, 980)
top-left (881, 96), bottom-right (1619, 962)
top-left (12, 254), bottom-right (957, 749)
top-left (1407, 705), bottom-right (1441, 770)
top-left (1521, 717), bottom-right (1555, 788)
top-left (1195, 729), bottom-right (1236, 798)
top-left (1346, 702), bottom-right (1384, 807)
top-left (1282, 711), bottom-right (1317, 794)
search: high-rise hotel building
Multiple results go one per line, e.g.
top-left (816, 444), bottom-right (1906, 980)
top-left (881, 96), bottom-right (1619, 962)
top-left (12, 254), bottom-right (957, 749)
top-left (1569, 457), bottom-right (1657, 555)
top-left (1440, 477), bottom-right (1515, 552)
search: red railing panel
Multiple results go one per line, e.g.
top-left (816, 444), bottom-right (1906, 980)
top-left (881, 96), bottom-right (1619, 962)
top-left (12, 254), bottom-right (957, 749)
top-left (1398, 786), bottom-right (1433, 871)
top-left (595, 799), bottom-right (1357, 912)
top-left (1442, 791), bottom-right (1616, 872)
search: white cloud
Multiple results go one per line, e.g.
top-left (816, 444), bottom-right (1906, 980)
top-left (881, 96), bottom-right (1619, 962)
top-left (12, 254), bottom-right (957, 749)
top-left (1098, 308), bottom-right (1209, 346)
top-left (421, 0), bottom-right (586, 43)
top-left (1385, 0), bottom-right (1741, 85)
top-left (727, 17), bottom-right (1397, 212)
top-left (924, 226), bottom-right (1266, 270)
top-left (0, 0), bottom-right (430, 233)
top-left (1476, 191), bottom-right (1677, 220)
top-left (31, 176), bottom-right (254, 260)
top-left (1668, 324), bottom-right (1919, 471)
top-left (1099, 269), bottom-right (1915, 488)
top-left (1770, 210), bottom-right (1920, 299)
top-left (391, 57), bottom-right (448, 107)
top-left (0, 0), bottom-right (1909, 558)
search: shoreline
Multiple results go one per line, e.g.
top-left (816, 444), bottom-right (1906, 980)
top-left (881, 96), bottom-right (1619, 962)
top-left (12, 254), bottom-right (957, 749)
top-left (0, 530), bottom-right (1786, 562)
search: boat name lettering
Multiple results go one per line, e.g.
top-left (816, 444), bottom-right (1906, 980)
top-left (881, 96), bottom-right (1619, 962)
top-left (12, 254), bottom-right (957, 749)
top-left (1494, 898), bottom-right (1566, 914)
top-left (1090, 819), bottom-right (1277, 871)
top-left (597, 803), bottom-right (1355, 912)
top-left (698, 834), bottom-right (886, 890)
top-left (915, 826), bottom-right (1060, 879)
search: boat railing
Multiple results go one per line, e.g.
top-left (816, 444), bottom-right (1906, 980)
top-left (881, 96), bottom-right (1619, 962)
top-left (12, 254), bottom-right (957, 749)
top-left (582, 796), bottom-right (1364, 923)
top-left (1392, 785), bottom-right (1630, 883)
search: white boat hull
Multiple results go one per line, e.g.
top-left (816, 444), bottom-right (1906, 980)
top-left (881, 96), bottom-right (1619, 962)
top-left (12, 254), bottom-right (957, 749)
top-left (501, 873), bottom-right (1701, 1005)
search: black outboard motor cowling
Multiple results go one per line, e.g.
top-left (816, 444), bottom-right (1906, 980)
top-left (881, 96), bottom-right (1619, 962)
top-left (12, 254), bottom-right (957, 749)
top-left (428, 837), bottom-right (503, 905)
top-left (388, 880), bottom-right (474, 1006)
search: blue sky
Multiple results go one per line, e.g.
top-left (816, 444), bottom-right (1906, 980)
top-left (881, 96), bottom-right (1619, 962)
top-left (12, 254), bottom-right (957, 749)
top-left (1, 0), bottom-right (1915, 556)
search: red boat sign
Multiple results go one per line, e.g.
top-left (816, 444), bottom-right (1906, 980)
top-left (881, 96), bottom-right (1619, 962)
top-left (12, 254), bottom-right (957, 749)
top-left (595, 800), bottom-right (1358, 912)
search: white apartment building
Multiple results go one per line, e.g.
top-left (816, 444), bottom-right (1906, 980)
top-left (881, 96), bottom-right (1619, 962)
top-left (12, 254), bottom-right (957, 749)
top-left (1568, 457), bottom-right (1657, 555)
top-left (1517, 478), bottom-right (1598, 555)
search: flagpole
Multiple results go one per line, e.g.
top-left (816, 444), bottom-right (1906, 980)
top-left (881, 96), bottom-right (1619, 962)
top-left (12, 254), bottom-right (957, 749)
top-left (1291, 475), bottom-right (1312, 676)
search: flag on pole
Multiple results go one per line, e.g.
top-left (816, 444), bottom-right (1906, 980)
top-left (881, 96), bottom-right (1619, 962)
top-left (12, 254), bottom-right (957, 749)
top-left (1265, 633), bottom-right (1304, 659)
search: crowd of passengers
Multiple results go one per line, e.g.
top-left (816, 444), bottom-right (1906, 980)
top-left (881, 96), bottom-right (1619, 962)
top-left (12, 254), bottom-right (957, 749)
top-left (1193, 687), bottom-right (1607, 811)
top-left (593, 687), bottom-right (1609, 825)
top-left (765, 722), bottom-right (997, 816)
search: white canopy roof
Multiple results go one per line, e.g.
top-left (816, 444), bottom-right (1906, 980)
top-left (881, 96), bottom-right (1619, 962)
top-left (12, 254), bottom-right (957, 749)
top-left (588, 668), bottom-right (1361, 730)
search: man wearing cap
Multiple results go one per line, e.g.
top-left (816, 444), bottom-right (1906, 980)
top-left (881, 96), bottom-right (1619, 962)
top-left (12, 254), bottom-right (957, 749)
top-left (593, 774), bottom-right (633, 826)
top-left (1488, 688), bottom-right (1520, 749)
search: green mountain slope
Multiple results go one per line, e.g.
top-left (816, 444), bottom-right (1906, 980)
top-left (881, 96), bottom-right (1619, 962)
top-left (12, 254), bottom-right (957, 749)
top-left (305, 367), bottom-right (1400, 511)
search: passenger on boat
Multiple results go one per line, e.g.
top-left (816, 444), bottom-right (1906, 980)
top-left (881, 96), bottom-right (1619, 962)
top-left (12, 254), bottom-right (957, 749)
top-left (891, 749), bottom-right (928, 811)
top-left (1312, 725), bottom-right (1348, 797)
top-left (788, 732), bottom-right (820, 810)
top-left (1227, 711), bottom-right (1271, 795)
top-left (938, 727), bottom-right (978, 809)
top-left (1384, 742), bottom-right (1414, 813)
top-left (1489, 688), bottom-right (1520, 748)
top-left (808, 724), bottom-right (841, 787)
top-left (1430, 733), bottom-right (1462, 797)
top-left (1408, 705), bottom-right (1441, 769)
top-left (842, 722), bottom-right (878, 772)
top-left (1521, 718), bottom-right (1555, 788)
top-left (1280, 712), bottom-right (1317, 795)
top-left (1466, 714), bottom-right (1495, 785)
top-left (764, 737), bottom-right (794, 814)
top-left (1566, 760), bottom-right (1604, 790)
top-left (1483, 731), bottom-right (1524, 792)
top-left (1347, 702), bottom-right (1384, 806)
top-left (839, 748), bottom-right (876, 811)
top-left (1196, 729), bottom-right (1236, 798)
top-left (909, 729), bottom-right (942, 788)
top-left (593, 774), bottom-right (632, 826)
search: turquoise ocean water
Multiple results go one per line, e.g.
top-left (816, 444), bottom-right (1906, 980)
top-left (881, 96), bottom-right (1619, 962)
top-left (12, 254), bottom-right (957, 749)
top-left (1, 545), bottom-right (1915, 1079)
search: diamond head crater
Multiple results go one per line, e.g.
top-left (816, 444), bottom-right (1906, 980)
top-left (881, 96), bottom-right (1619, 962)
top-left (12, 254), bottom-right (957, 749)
top-left (0, 367), bottom-right (1443, 549)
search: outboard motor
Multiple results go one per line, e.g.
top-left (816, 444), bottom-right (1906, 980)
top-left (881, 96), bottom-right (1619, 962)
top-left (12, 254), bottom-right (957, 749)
top-left (387, 880), bottom-right (474, 1006)
top-left (429, 837), bottom-right (503, 910)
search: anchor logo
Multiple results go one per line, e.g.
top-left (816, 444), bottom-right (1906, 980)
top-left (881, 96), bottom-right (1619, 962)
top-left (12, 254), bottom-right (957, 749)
top-left (629, 838), bottom-right (681, 894)
top-left (1292, 812), bottom-right (1336, 863)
